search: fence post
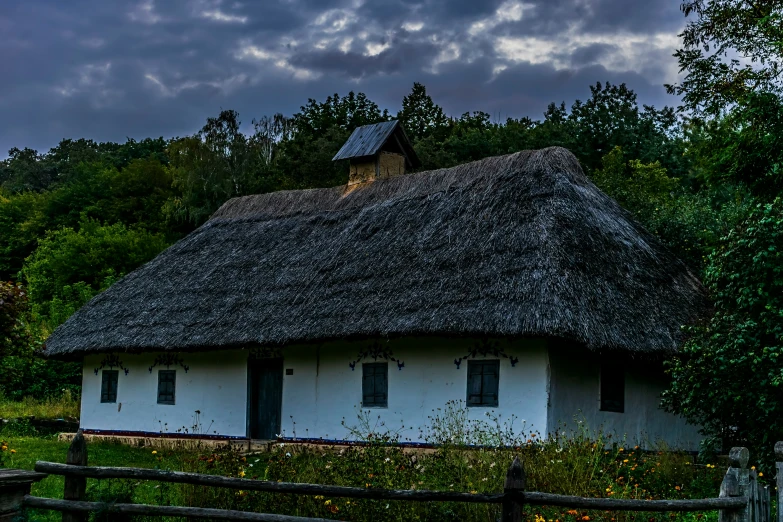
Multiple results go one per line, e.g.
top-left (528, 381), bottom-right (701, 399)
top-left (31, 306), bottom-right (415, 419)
top-left (0, 469), bottom-right (48, 522)
top-left (502, 456), bottom-right (525, 522)
top-left (63, 429), bottom-right (88, 522)
top-left (719, 447), bottom-right (750, 522)
top-left (774, 442), bottom-right (783, 522)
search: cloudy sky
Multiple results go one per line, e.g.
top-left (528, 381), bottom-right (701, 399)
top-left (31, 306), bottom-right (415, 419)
top-left (1, 0), bottom-right (686, 155)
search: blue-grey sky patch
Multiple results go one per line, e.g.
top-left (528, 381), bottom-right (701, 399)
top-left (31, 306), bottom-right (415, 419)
top-left (0, 0), bottom-right (687, 155)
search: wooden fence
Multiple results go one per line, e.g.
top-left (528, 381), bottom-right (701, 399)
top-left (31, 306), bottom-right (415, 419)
top-left (2, 431), bottom-right (780, 522)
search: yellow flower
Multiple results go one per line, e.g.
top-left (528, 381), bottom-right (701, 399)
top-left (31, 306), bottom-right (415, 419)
top-left (618, 448), bottom-right (624, 452)
top-left (10, 449), bottom-right (16, 454)
top-left (759, 472), bottom-right (764, 477)
top-left (324, 500), bottom-right (332, 506)
top-left (1, 445), bottom-right (7, 451)
top-left (470, 490), bottom-right (477, 494)
top-left (152, 450), bottom-right (157, 455)
top-left (238, 470), bottom-right (246, 478)
top-left (623, 459), bottom-right (629, 463)
top-left (315, 496), bottom-right (324, 500)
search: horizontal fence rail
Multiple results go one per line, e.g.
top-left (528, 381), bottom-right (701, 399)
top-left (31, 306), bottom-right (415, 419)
top-left (23, 496), bottom-right (340, 522)
top-left (34, 461), bottom-right (748, 511)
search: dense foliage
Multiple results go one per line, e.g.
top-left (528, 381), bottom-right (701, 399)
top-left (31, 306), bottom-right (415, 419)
top-left (663, 199), bottom-right (783, 464)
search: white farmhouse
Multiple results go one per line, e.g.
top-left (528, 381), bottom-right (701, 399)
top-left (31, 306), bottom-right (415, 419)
top-left (44, 123), bottom-right (706, 449)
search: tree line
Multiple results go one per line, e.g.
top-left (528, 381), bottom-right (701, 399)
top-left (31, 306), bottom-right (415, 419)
top-left (1, 0), bottom-right (783, 465)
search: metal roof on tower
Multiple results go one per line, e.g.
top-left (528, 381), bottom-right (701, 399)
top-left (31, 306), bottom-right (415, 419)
top-left (332, 120), bottom-right (420, 167)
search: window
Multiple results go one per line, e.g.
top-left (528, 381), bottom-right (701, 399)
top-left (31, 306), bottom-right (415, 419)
top-left (362, 362), bottom-right (387, 407)
top-left (600, 359), bottom-right (624, 413)
top-left (157, 370), bottom-right (176, 405)
top-left (467, 360), bottom-right (499, 407)
top-left (100, 370), bottom-right (118, 403)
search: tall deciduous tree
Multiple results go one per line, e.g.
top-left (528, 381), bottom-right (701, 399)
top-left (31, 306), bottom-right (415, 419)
top-left (397, 82), bottom-right (450, 142)
top-left (667, 0), bottom-right (783, 115)
top-left (663, 198), bottom-right (783, 465)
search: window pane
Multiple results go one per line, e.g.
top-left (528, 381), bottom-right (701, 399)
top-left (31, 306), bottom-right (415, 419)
top-left (467, 360), bottom-right (499, 407)
top-left (101, 370), bottom-right (118, 403)
top-left (158, 370), bottom-right (176, 405)
top-left (362, 363), bottom-right (387, 407)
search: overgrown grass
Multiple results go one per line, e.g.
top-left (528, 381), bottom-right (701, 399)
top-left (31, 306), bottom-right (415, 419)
top-left (0, 390), bottom-right (79, 419)
top-left (0, 402), bottom-right (749, 522)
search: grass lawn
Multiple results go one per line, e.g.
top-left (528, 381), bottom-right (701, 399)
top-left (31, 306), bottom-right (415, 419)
top-left (0, 392), bottom-right (79, 420)
top-left (5, 435), bottom-right (191, 522)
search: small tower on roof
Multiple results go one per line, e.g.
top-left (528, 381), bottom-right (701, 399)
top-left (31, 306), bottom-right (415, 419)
top-left (332, 120), bottom-right (420, 185)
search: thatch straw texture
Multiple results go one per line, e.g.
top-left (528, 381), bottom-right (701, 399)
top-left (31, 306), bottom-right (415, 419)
top-left (44, 147), bottom-right (707, 358)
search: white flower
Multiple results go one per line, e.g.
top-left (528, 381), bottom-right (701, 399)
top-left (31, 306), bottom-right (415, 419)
top-left (285, 452), bottom-right (291, 458)
top-left (490, 462), bottom-right (496, 468)
top-left (384, 457), bottom-right (391, 463)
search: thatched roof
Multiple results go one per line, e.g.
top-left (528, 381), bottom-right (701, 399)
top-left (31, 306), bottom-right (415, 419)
top-left (44, 147), bottom-right (708, 359)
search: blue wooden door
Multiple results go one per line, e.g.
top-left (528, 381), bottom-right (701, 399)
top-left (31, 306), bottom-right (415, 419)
top-left (249, 358), bottom-right (283, 439)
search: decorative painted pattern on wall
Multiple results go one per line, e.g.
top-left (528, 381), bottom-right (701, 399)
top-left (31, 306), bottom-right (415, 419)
top-left (349, 341), bottom-right (405, 371)
top-left (93, 353), bottom-right (129, 375)
top-left (148, 353), bottom-right (189, 373)
top-left (454, 339), bottom-right (519, 369)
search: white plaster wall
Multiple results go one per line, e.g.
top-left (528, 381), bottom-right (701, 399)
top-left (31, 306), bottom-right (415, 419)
top-left (279, 338), bottom-right (549, 442)
top-left (546, 345), bottom-right (702, 451)
top-left (81, 350), bottom-right (248, 437)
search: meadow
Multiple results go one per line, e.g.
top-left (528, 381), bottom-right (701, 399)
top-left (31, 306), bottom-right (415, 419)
top-left (0, 403), bottom-right (739, 522)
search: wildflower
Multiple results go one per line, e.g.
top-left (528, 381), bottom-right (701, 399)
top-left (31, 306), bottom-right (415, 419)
top-left (152, 450), bottom-right (157, 455)
top-left (751, 466), bottom-right (756, 470)
top-left (606, 488), bottom-right (611, 492)
top-left (324, 500), bottom-right (331, 506)
top-left (315, 496), bottom-right (324, 500)
top-left (567, 510), bottom-right (579, 516)
top-left (623, 459), bottom-right (629, 463)
top-left (10, 449), bottom-right (16, 454)
top-left (675, 486), bottom-right (681, 491)
top-left (238, 470), bottom-right (246, 478)
top-left (618, 448), bottom-right (623, 452)
top-left (470, 490), bottom-right (478, 494)
top-left (482, 477), bottom-right (488, 482)
top-left (490, 462), bottom-right (497, 468)
top-left (582, 516), bottom-right (591, 521)
top-left (329, 505), bottom-right (339, 513)
top-left (759, 473), bottom-right (764, 477)
top-left (0, 446), bottom-right (6, 451)
top-left (285, 452), bottom-right (291, 458)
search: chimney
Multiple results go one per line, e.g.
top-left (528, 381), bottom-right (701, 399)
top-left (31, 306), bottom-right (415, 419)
top-left (332, 120), bottom-right (419, 186)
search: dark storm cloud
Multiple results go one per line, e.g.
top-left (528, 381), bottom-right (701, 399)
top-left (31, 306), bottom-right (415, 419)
top-left (0, 0), bottom-right (687, 155)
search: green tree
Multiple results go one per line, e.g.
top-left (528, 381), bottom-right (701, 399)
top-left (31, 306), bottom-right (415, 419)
top-left (22, 217), bottom-right (169, 328)
top-left (167, 110), bottom-right (270, 225)
top-left (0, 281), bottom-right (30, 358)
top-left (397, 82), bottom-right (450, 142)
top-left (0, 190), bottom-right (48, 279)
top-left (685, 92), bottom-right (783, 196)
top-left (591, 147), bottom-right (751, 270)
top-left (0, 147), bottom-right (54, 192)
top-left (663, 198), bottom-right (783, 465)
top-left (667, 0), bottom-right (783, 115)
